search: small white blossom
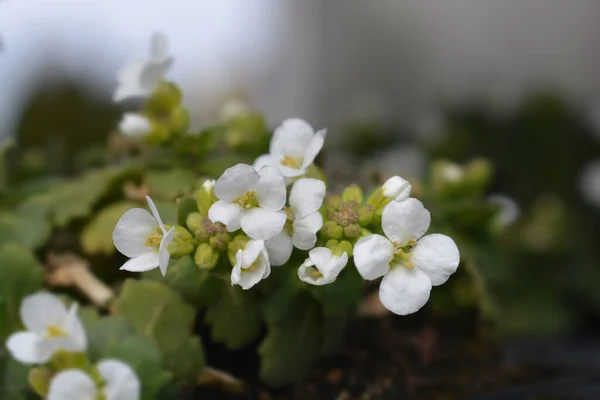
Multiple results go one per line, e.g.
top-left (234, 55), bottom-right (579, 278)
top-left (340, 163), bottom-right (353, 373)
top-left (264, 178), bottom-right (325, 266)
top-left (298, 247), bottom-right (348, 286)
top-left (113, 32), bottom-right (173, 102)
top-left (47, 359), bottom-right (140, 400)
top-left (6, 292), bottom-right (86, 365)
top-left (488, 194), bottom-right (520, 227)
top-left (580, 159), bottom-right (600, 207)
top-left (113, 196), bottom-right (175, 276)
top-left (231, 239), bottom-right (271, 290)
top-left (118, 113), bottom-right (151, 138)
top-left (354, 199), bottom-right (460, 315)
top-left (208, 163), bottom-right (286, 240)
top-left (382, 176), bottom-right (411, 202)
top-left (254, 118), bottom-right (326, 179)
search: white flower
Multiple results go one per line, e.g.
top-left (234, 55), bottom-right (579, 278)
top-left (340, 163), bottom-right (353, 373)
top-left (254, 118), bottom-right (326, 179)
top-left (231, 239), bottom-right (271, 290)
top-left (208, 163), bottom-right (286, 240)
top-left (580, 159), bottom-right (600, 207)
top-left (6, 292), bottom-right (86, 365)
top-left (47, 359), bottom-right (140, 400)
top-left (488, 194), bottom-right (520, 227)
top-left (382, 176), bottom-right (411, 202)
top-left (113, 32), bottom-right (173, 102)
top-left (118, 113), bottom-right (151, 138)
top-left (113, 196), bottom-right (175, 276)
top-left (353, 198), bottom-right (460, 316)
top-left (264, 178), bottom-right (325, 266)
top-left (298, 247), bottom-right (348, 286)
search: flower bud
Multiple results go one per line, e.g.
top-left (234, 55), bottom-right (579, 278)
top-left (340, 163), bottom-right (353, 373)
top-left (168, 225), bottom-right (195, 257)
top-left (146, 81), bottom-right (183, 114)
top-left (382, 176), bottom-right (411, 201)
top-left (341, 184), bottom-right (363, 204)
top-left (197, 180), bottom-right (217, 216)
top-left (186, 212), bottom-right (204, 234)
top-left (227, 235), bottom-right (249, 265)
top-left (465, 158), bottom-right (493, 189)
top-left (338, 240), bottom-right (354, 258)
top-left (320, 220), bottom-right (343, 240)
top-left (325, 195), bottom-right (342, 212)
top-left (209, 233), bottom-right (230, 250)
top-left (194, 243), bottom-right (220, 270)
top-left (28, 367), bottom-right (51, 396)
top-left (357, 205), bottom-right (375, 225)
top-left (344, 223), bottom-right (361, 238)
top-left (367, 187), bottom-right (386, 209)
top-left (169, 107), bottom-right (190, 134)
top-left (50, 350), bottom-right (88, 371)
top-left (146, 122), bottom-right (171, 145)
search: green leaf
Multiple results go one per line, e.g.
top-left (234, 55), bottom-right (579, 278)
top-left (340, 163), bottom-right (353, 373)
top-left (176, 195), bottom-right (198, 227)
top-left (80, 201), bottom-right (139, 255)
top-left (145, 169), bottom-right (197, 201)
top-left (204, 282), bottom-right (262, 350)
top-left (259, 302), bottom-right (320, 387)
top-left (115, 279), bottom-right (205, 384)
top-left (87, 316), bottom-right (172, 400)
top-left (0, 244), bottom-right (43, 339)
top-left (308, 267), bottom-right (364, 317)
top-left (0, 347), bottom-right (35, 400)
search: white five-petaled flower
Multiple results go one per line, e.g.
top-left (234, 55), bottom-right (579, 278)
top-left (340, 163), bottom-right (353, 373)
top-left (488, 194), bottom-right (520, 227)
top-left (354, 198), bottom-right (460, 316)
top-left (118, 113), bottom-right (152, 138)
top-left (113, 196), bottom-right (175, 276)
top-left (47, 359), bottom-right (140, 400)
top-left (254, 118), bottom-right (326, 180)
top-left (231, 239), bottom-right (271, 290)
top-left (298, 247), bottom-right (348, 286)
top-left (6, 292), bottom-right (86, 365)
top-left (208, 163), bottom-right (286, 240)
top-left (113, 32), bottom-right (173, 102)
top-left (265, 178), bottom-right (326, 266)
top-left (382, 175), bottom-right (412, 202)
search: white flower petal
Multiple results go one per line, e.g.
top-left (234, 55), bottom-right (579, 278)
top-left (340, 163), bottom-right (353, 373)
top-left (145, 196), bottom-right (165, 233)
top-left (214, 164), bottom-right (260, 202)
top-left (150, 32), bottom-right (169, 61)
top-left (310, 247), bottom-right (348, 279)
top-left (382, 198), bottom-right (430, 245)
top-left (270, 118), bottom-right (316, 158)
top-left (278, 165), bottom-right (306, 178)
top-left (65, 304), bottom-right (87, 352)
top-left (265, 231), bottom-right (293, 266)
top-left (21, 292), bottom-right (68, 334)
top-left (113, 208), bottom-right (158, 258)
top-left (353, 234), bottom-right (394, 280)
top-left (382, 176), bottom-right (412, 201)
top-left (379, 266), bottom-right (432, 316)
top-left (158, 227), bottom-right (175, 276)
top-left (119, 252), bottom-right (160, 273)
top-left (118, 113), bottom-right (151, 138)
top-left (114, 60), bottom-right (146, 102)
top-left (241, 208), bottom-right (286, 240)
top-left (253, 154), bottom-right (278, 170)
top-left (48, 370), bottom-right (97, 400)
top-left (139, 59), bottom-right (173, 89)
top-left (36, 336), bottom-right (81, 363)
top-left (232, 249), bottom-right (269, 290)
top-left (241, 239), bottom-right (265, 268)
top-left (410, 234), bottom-right (460, 286)
top-left (301, 129), bottom-right (326, 169)
top-left (208, 200), bottom-right (243, 232)
top-left (98, 359), bottom-right (141, 400)
top-left (256, 166), bottom-right (286, 210)
top-left (292, 212), bottom-right (323, 250)
top-left (289, 178), bottom-right (326, 218)
top-left (6, 332), bottom-right (42, 364)
top-left (298, 258), bottom-right (333, 286)
top-left (488, 194), bottom-right (520, 226)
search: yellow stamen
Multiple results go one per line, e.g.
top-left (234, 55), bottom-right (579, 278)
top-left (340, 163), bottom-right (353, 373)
top-left (404, 262), bottom-right (415, 269)
top-left (310, 268), bottom-right (323, 278)
top-left (280, 155), bottom-right (302, 168)
top-left (144, 232), bottom-right (163, 249)
top-left (234, 191), bottom-right (257, 209)
top-left (45, 325), bottom-right (68, 338)
top-left (242, 262), bottom-right (257, 273)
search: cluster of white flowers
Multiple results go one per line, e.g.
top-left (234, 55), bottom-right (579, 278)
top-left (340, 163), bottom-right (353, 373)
top-left (6, 292), bottom-right (140, 400)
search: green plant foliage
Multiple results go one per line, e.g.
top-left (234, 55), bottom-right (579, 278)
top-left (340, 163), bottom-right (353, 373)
top-left (0, 244), bottom-right (43, 339)
top-left (0, 348), bottom-right (35, 400)
top-left (80, 201), bottom-right (139, 255)
top-left (176, 195), bottom-right (197, 227)
top-left (114, 279), bottom-right (205, 384)
top-left (145, 169), bottom-right (198, 201)
top-left (0, 203), bottom-right (51, 250)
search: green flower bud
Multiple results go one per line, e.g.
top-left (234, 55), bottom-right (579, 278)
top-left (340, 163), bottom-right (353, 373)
top-left (169, 107), bottom-right (190, 134)
top-left (146, 122), bottom-right (171, 145)
top-left (325, 239), bottom-right (340, 252)
top-left (194, 243), bottom-right (220, 270)
top-left (186, 212), bottom-right (204, 234)
top-left (367, 187), bottom-right (386, 208)
top-left (196, 180), bottom-right (217, 216)
top-left (209, 233), bottom-right (230, 250)
top-left (357, 204), bottom-right (375, 225)
top-left (325, 195), bottom-right (342, 212)
top-left (338, 240), bottom-right (354, 258)
top-left (168, 225), bottom-right (195, 257)
top-left (344, 223), bottom-right (361, 238)
top-left (146, 81), bottom-right (183, 114)
top-left (227, 235), bottom-right (249, 265)
top-left (50, 350), bottom-right (88, 371)
top-left (320, 220), bottom-right (343, 240)
top-left (28, 367), bottom-right (51, 396)
top-left (342, 184), bottom-right (363, 204)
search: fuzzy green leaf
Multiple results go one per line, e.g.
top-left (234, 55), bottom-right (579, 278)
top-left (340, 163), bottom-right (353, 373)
top-left (145, 169), bottom-right (197, 201)
top-left (80, 201), bottom-right (138, 255)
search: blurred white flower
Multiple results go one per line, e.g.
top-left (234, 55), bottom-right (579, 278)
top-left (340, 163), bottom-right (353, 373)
top-left (231, 239), bottom-right (271, 290)
top-left (353, 199), bottom-right (459, 315)
top-left (6, 292), bottom-right (86, 365)
top-left (298, 247), bottom-right (348, 286)
top-left (113, 32), bottom-right (173, 102)
top-left (208, 163), bottom-right (286, 240)
top-left (113, 196), bottom-right (175, 276)
top-left (254, 118), bottom-right (326, 180)
top-left (580, 159), bottom-right (600, 207)
top-left (382, 175), bottom-right (411, 202)
top-left (118, 113), bottom-right (151, 138)
top-left (47, 359), bottom-right (140, 400)
top-left (265, 178), bottom-right (325, 266)
top-left (488, 194), bottom-right (520, 227)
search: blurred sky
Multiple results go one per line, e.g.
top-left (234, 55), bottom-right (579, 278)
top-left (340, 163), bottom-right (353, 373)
top-left (1, 0), bottom-right (600, 139)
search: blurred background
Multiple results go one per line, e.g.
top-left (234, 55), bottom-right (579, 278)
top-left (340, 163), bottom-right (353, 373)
top-left (3, 0), bottom-right (600, 392)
